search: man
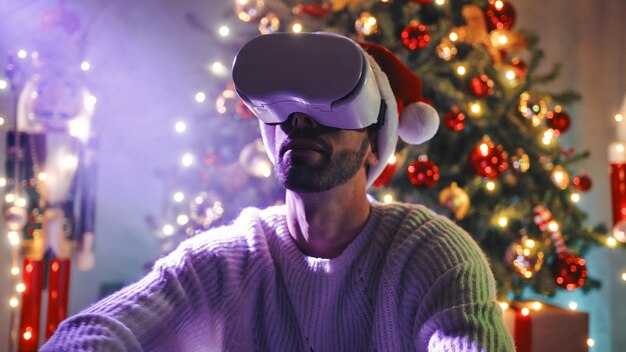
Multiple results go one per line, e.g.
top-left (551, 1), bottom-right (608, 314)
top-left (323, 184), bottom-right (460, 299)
top-left (43, 33), bottom-right (514, 351)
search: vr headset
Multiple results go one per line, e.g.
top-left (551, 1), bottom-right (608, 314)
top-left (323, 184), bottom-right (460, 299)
top-left (232, 32), bottom-right (383, 130)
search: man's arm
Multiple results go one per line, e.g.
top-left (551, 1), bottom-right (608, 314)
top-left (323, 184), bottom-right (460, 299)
top-left (413, 259), bottom-right (515, 351)
top-left (41, 239), bottom-right (221, 351)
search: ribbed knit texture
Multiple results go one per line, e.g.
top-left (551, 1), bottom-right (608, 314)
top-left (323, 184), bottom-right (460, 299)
top-left (41, 203), bottom-right (514, 351)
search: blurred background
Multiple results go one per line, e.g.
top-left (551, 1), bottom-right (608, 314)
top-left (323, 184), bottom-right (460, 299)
top-left (0, 0), bottom-right (624, 351)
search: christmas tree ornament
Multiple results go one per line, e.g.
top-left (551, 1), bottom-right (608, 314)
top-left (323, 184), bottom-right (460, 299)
top-left (533, 205), bottom-right (587, 290)
top-left (519, 92), bottom-right (548, 127)
top-left (469, 75), bottom-right (494, 97)
top-left (407, 156), bottom-right (440, 187)
top-left (436, 38), bottom-right (458, 61)
top-left (469, 138), bottom-right (509, 179)
top-left (438, 182), bottom-right (470, 220)
top-left (550, 165), bottom-right (570, 190)
top-left (189, 191), bottom-right (224, 229)
top-left (486, 0), bottom-right (517, 30)
top-left (355, 12), bottom-right (378, 36)
top-left (215, 88), bottom-right (238, 115)
top-left (5, 205), bottom-right (28, 231)
top-left (510, 148), bottom-right (530, 173)
top-left (293, 3), bottom-right (331, 17)
top-left (239, 139), bottom-right (272, 178)
top-left (258, 12), bottom-right (280, 34)
top-left (505, 236), bottom-right (544, 279)
top-left (510, 57), bottom-right (528, 78)
top-left (552, 252), bottom-right (588, 291)
top-left (235, 0), bottom-right (266, 23)
top-left (401, 22), bottom-right (431, 50)
top-left (373, 154), bottom-right (399, 188)
top-left (572, 173), bottom-right (592, 192)
top-left (611, 219), bottom-right (626, 243)
top-left (546, 107), bottom-right (571, 134)
top-left (444, 108), bottom-right (466, 131)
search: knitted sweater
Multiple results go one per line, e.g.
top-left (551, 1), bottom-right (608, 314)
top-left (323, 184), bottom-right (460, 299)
top-left (42, 203), bottom-right (514, 351)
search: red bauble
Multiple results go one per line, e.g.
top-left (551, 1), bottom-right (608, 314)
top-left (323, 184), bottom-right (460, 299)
top-left (546, 109), bottom-right (571, 134)
top-left (373, 162), bottom-right (398, 188)
top-left (295, 4), bottom-right (331, 17)
top-left (486, 0), bottom-right (517, 30)
top-left (469, 75), bottom-right (494, 97)
top-left (444, 109), bottom-right (466, 131)
top-left (407, 158), bottom-right (439, 187)
top-left (401, 23), bottom-right (431, 51)
top-left (572, 173), bottom-right (592, 192)
top-left (469, 140), bottom-right (509, 178)
top-left (551, 252), bottom-right (587, 290)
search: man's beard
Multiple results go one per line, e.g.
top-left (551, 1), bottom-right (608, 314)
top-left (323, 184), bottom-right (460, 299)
top-left (275, 135), bottom-right (370, 193)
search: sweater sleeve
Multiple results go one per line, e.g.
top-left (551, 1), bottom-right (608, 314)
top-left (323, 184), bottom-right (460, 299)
top-left (411, 217), bottom-right (515, 352)
top-left (40, 237), bottom-right (223, 352)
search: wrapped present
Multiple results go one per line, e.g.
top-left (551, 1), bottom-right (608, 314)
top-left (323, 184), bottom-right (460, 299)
top-left (502, 301), bottom-right (588, 352)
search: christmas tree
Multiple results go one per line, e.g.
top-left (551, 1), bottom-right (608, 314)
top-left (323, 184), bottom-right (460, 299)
top-left (155, 0), bottom-right (614, 299)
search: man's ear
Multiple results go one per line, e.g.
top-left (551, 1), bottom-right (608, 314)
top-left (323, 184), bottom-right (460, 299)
top-left (366, 132), bottom-right (380, 167)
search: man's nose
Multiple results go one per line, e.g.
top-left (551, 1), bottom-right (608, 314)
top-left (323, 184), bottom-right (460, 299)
top-left (290, 113), bottom-right (319, 129)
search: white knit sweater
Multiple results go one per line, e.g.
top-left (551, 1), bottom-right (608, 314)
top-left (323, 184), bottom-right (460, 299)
top-left (42, 203), bottom-right (514, 351)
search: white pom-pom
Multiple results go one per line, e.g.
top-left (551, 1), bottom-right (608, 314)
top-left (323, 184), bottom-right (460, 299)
top-left (398, 102), bottom-right (440, 144)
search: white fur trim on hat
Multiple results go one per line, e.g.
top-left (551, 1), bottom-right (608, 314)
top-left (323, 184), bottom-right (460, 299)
top-left (398, 101), bottom-right (440, 145)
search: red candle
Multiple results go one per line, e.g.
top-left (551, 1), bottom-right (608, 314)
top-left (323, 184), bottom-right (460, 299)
top-left (45, 258), bottom-right (71, 339)
top-left (18, 259), bottom-right (44, 352)
top-left (608, 142), bottom-right (626, 226)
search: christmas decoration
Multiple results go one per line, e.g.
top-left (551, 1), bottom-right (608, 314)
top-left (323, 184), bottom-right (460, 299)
top-left (401, 22), bottom-right (431, 51)
top-left (533, 205), bottom-right (587, 290)
top-left (235, 0), bottom-right (266, 23)
top-left (469, 138), bottom-right (509, 179)
top-left (549, 165), bottom-right (570, 189)
top-left (436, 38), bottom-right (457, 61)
top-left (443, 108), bottom-right (466, 131)
top-left (505, 237), bottom-right (544, 279)
top-left (486, 0), bottom-right (517, 30)
top-left (355, 12), bottom-right (378, 36)
top-left (189, 191), bottom-right (224, 230)
top-left (438, 183), bottom-right (470, 219)
top-left (510, 57), bottom-right (528, 78)
top-left (407, 156), bottom-right (439, 187)
top-left (519, 92), bottom-right (548, 127)
top-left (258, 13), bottom-right (280, 34)
top-left (469, 75), bottom-right (494, 97)
top-left (546, 107), bottom-right (571, 134)
top-left (510, 148), bottom-right (530, 173)
top-left (608, 142), bottom-right (626, 227)
top-left (572, 173), bottom-right (592, 192)
top-left (611, 219), bottom-right (626, 243)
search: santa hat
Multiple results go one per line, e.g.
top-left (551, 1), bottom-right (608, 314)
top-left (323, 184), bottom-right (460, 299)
top-left (259, 38), bottom-right (439, 188)
top-left (358, 41), bottom-right (440, 187)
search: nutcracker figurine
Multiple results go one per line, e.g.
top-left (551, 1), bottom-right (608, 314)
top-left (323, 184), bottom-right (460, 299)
top-left (4, 2), bottom-right (97, 351)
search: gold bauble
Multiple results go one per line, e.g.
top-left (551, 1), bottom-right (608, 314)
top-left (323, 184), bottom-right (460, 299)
top-left (505, 236), bottom-right (544, 279)
top-left (438, 182), bottom-right (470, 220)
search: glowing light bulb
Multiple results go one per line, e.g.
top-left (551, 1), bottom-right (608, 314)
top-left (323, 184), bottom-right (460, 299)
top-left (495, 0), bottom-right (504, 10)
top-left (0, 79), bottom-right (7, 89)
top-left (498, 217), bottom-right (508, 227)
top-left (500, 302), bottom-right (509, 311)
top-left (80, 61), bottom-right (91, 71)
top-left (8, 231), bottom-right (20, 246)
top-left (0, 178), bottom-right (5, 187)
top-left (16, 198), bottom-right (27, 207)
top-left (175, 121), bottom-right (187, 133)
top-left (456, 65), bottom-right (466, 76)
top-left (449, 32), bottom-right (458, 42)
top-left (181, 153), bottom-right (194, 167)
top-left (571, 193), bottom-right (580, 203)
top-left (5, 194), bottom-right (15, 203)
top-left (479, 143), bottom-right (490, 156)
top-left (388, 154), bottom-right (397, 164)
top-left (521, 307), bottom-right (530, 316)
top-left (587, 339), bottom-right (595, 347)
top-left (23, 330), bottom-right (32, 340)
top-left (498, 35), bottom-right (508, 45)
top-left (569, 301), bottom-right (578, 310)
top-left (617, 144), bottom-right (625, 153)
top-left (505, 70), bottom-right (516, 80)
top-left (177, 214), bottom-right (189, 226)
top-left (218, 25), bottom-right (230, 37)
top-left (195, 92), bottom-right (206, 103)
top-left (615, 114), bottom-right (624, 122)
top-left (548, 221), bottom-right (559, 232)
top-left (173, 192), bottom-right (185, 203)
top-left (16, 283), bottom-right (26, 293)
top-left (607, 237), bottom-right (617, 247)
top-left (525, 239), bottom-right (536, 248)
top-left (17, 50), bottom-right (28, 59)
top-left (469, 102), bottom-right (482, 115)
top-left (210, 61), bottom-right (227, 76)
top-left (435, 0), bottom-right (445, 5)
top-left (162, 224), bottom-right (174, 236)
top-left (11, 266), bottom-right (19, 276)
top-left (0, 116), bottom-right (4, 126)
top-left (486, 181), bottom-right (496, 191)
top-left (63, 154), bottom-right (79, 170)
top-left (383, 194), bottom-right (394, 203)
top-left (621, 272), bottom-right (626, 281)
top-left (292, 22), bottom-right (303, 33)
top-left (542, 129), bottom-right (555, 145)
top-left (9, 296), bottom-right (18, 308)
top-left (532, 301), bottom-right (542, 310)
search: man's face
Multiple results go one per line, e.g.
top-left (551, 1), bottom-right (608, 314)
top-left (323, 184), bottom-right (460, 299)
top-left (273, 113), bottom-right (376, 193)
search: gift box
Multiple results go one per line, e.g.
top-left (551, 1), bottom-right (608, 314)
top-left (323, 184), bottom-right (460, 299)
top-left (502, 301), bottom-right (588, 352)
